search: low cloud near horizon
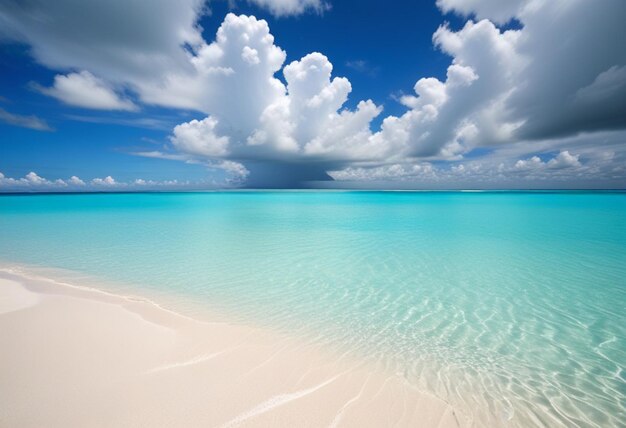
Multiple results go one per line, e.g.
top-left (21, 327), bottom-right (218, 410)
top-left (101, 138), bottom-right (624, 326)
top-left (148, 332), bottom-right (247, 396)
top-left (1, 0), bottom-right (625, 189)
top-left (0, 171), bottom-right (230, 192)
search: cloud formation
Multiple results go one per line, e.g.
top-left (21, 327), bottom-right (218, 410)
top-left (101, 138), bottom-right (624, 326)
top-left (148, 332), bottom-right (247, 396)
top-left (157, 4), bottom-right (625, 186)
top-left (329, 146), bottom-right (622, 190)
top-left (139, 15), bottom-right (390, 185)
top-left (436, 0), bottom-right (527, 24)
top-left (0, 0), bottom-right (205, 84)
top-left (0, 171), bottom-right (66, 189)
top-left (1, 0), bottom-right (625, 188)
top-left (0, 107), bottom-right (53, 131)
top-left (35, 71), bottom-right (138, 111)
top-left (0, 171), bottom-right (215, 192)
top-left (247, 0), bottom-right (329, 17)
top-left (69, 176), bottom-right (86, 186)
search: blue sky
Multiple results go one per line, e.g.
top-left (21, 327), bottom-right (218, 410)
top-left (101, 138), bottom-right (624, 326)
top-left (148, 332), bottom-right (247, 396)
top-left (1, 0), bottom-right (625, 190)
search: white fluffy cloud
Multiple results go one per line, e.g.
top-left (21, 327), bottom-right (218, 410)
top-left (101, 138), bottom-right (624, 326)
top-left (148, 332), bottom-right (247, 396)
top-left (69, 176), bottom-right (86, 186)
top-left (137, 14), bottom-right (288, 121)
top-left (547, 151), bottom-right (581, 169)
top-left (36, 71), bottom-right (137, 111)
top-left (248, 51), bottom-right (386, 161)
top-left (0, 171), bottom-right (67, 189)
top-left (155, 16), bottom-right (391, 185)
top-left (171, 117), bottom-right (230, 157)
top-left (514, 151), bottom-right (580, 171)
top-left (0, 172), bottom-right (218, 191)
top-left (330, 149), bottom-right (603, 189)
top-left (24, 172), bottom-right (47, 185)
top-left (91, 176), bottom-right (118, 186)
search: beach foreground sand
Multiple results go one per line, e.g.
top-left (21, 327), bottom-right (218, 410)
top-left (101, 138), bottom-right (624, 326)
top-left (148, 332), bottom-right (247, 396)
top-left (0, 269), bottom-right (462, 427)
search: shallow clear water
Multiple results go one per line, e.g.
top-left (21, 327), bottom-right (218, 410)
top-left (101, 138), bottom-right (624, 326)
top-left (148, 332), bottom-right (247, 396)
top-left (1, 191), bottom-right (625, 427)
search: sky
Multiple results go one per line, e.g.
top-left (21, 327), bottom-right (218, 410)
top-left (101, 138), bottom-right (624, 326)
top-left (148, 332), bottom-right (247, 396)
top-left (0, 0), bottom-right (625, 190)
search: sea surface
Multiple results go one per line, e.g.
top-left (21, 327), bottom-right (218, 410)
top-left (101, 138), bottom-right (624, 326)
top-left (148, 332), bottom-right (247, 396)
top-left (0, 191), bottom-right (624, 427)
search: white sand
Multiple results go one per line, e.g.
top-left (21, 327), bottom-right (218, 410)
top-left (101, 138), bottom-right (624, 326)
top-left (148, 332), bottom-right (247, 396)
top-left (0, 277), bottom-right (40, 314)
top-left (0, 269), bottom-right (463, 427)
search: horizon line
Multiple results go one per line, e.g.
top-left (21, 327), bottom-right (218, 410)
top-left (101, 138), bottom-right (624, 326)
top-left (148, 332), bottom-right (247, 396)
top-left (1, 189), bottom-right (625, 196)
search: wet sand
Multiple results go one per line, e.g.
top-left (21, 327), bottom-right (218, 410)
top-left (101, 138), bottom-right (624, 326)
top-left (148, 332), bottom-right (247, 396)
top-left (0, 269), bottom-right (462, 427)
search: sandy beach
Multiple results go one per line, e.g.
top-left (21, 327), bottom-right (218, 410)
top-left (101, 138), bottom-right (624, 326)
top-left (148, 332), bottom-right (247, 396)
top-left (0, 268), bottom-right (462, 427)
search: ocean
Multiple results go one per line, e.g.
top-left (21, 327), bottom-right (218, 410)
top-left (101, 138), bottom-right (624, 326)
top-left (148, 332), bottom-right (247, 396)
top-left (1, 191), bottom-right (624, 427)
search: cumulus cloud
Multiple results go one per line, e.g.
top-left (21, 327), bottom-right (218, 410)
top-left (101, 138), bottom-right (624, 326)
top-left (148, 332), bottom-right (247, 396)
top-left (91, 176), bottom-right (118, 186)
top-left (247, 51), bottom-right (386, 162)
top-left (136, 13), bottom-right (288, 119)
top-left (171, 117), bottom-right (230, 157)
top-left (24, 171), bottom-right (47, 185)
top-left (149, 16), bottom-right (390, 186)
top-left (35, 71), bottom-right (138, 111)
top-left (69, 176), bottom-right (86, 186)
top-left (0, 107), bottom-right (53, 131)
top-left (513, 155), bottom-right (543, 171)
top-left (0, 172), bottom-right (224, 192)
top-left (513, 151), bottom-right (580, 171)
top-left (328, 149), bottom-right (608, 189)
top-left (547, 151), bottom-right (581, 169)
top-left (0, 171), bottom-right (67, 189)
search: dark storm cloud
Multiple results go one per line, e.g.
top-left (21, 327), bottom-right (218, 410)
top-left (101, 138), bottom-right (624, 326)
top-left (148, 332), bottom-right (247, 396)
top-left (508, 0), bottom-right (626, 141)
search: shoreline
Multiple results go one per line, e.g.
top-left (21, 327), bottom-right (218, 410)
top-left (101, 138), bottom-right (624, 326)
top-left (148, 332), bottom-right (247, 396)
top-left (0, 265), bottom-right (463, 427)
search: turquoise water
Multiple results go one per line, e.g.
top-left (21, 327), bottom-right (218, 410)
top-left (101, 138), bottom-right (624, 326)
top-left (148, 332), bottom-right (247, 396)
top-left (0, 191), bottom-right (625, 427)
